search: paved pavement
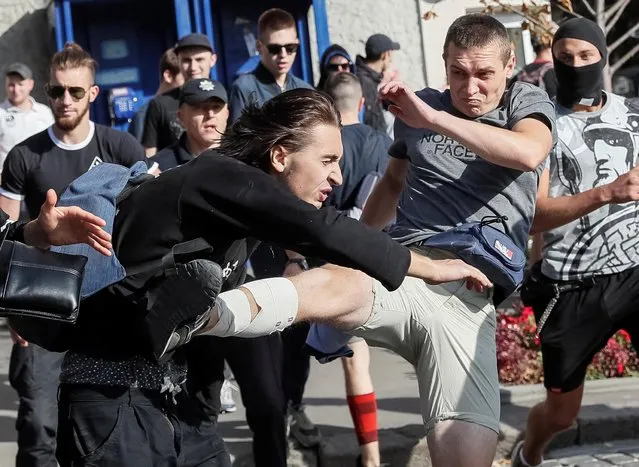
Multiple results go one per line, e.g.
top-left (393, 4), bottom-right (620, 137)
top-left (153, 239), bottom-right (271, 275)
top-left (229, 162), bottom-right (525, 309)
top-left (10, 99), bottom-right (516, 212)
top-left (2, 325), bottom-right (639, 466)
top-left (543, 440), bottom-right (639, 466)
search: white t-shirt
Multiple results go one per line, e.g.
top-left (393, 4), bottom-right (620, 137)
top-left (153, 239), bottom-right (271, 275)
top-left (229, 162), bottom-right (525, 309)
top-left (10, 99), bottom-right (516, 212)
top-left (0, 97), bottom-right (54, 174)
top-left (542, 92), bottom-right (639, 280)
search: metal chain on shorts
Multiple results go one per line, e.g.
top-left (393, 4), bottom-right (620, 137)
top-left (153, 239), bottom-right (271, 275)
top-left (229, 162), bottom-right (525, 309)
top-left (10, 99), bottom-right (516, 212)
top-left (535, 283), bottom-right (560, 339)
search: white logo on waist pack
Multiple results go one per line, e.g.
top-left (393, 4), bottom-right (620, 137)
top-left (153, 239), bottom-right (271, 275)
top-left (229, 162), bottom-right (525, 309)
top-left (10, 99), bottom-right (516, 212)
top-left (89, 156), bottom-right (103, 170)
top-left (494, 239), bottom-right (514, 260)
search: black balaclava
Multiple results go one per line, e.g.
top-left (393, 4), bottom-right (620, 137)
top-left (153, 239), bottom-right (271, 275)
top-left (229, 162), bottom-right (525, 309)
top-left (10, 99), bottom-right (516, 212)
top-left (552, 18), bottom-right (608, 108)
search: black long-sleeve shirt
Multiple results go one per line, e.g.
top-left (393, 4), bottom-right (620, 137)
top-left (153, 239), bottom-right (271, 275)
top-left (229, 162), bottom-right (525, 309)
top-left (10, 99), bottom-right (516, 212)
top-left (72, 152), bottom-right (410, 358)
top-left (0, 210), bottom-right (26, 242)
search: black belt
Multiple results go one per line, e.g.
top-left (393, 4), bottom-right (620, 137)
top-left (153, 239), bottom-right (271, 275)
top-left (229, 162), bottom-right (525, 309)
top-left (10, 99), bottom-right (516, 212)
top-left (535, 275), bottom-right (597, 338)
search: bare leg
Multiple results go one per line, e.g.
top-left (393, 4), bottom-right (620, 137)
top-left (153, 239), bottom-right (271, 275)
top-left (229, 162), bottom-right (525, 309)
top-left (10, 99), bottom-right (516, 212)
top-left (343, 339), bottom-right (380, 467)
top-left (428, 420), bottom-right (498, 467)
top-left (290, 265), bottom-right (375, 327)
top-left (520, 386), bottom-right (584, 465)
top-left (200, 265), bottom-right (374, 335)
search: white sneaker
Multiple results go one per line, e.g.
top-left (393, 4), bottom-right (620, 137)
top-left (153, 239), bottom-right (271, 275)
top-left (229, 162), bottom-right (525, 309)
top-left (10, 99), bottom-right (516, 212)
top-left (220, 379), bottom-right (237, 413)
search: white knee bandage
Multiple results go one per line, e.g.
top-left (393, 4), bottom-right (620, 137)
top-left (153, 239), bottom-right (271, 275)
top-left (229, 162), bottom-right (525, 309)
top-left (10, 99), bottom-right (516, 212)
top-left (206, 289), bottom-right (252, 337)
top-left (206, 278), bottom-right (298, 338)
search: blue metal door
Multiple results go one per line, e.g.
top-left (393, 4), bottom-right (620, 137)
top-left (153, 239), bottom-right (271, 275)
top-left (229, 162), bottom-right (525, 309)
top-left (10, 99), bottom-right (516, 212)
top-left (61, 0), bottom-right (179, 125)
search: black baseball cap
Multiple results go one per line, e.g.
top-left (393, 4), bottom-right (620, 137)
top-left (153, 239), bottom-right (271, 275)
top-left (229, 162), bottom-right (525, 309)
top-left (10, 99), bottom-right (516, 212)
top-left (365, 34), bottom-right (400, 58)
top-left (179, 78), bottom-right (228, 106)
top-left (5, 62), bottom-right (33, 80)
top-left (174, 33), bottom-right (214, 54)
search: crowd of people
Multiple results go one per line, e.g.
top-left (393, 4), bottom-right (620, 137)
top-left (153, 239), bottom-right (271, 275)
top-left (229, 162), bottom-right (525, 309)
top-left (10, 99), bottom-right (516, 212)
top-left (0, 6), bottom-right (637, 467)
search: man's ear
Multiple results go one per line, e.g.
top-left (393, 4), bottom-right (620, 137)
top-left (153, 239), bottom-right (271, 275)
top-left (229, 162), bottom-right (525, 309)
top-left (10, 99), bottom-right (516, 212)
top-left (358, 96), bottom-right (365, 113)
top-left (210, 53), bottom-right (218, 69)
top-left (162, 69), bottom-right (173, 84)
top-left (269, 145), bottom-right (288, 173)
top-left (89, 85), bottom-right (100, 103)
top-left (505, 52), bottom-right (516, 79)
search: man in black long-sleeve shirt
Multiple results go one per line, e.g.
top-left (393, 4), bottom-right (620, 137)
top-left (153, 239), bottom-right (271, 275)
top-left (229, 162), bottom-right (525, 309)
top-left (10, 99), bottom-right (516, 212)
top-left (54, 89), bottom-right (481, 467)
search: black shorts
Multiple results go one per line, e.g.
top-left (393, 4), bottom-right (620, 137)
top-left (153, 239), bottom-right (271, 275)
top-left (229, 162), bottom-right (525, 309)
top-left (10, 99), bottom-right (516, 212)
top-left (521, 264), bottom-right (639, 393)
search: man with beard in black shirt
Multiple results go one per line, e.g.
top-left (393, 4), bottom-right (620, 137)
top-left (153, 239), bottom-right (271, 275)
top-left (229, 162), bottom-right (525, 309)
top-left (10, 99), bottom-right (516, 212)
top-left (0, 42), bottom-right (145, 467)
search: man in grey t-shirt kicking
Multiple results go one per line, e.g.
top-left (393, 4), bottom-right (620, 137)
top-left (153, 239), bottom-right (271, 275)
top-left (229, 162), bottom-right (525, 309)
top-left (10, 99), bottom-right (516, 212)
top-left (196, 13), bottom-right (556, 467)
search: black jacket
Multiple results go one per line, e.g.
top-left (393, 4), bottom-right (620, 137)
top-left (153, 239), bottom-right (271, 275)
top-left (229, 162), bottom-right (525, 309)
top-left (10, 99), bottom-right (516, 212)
top-left (355, 55), bottom-right (386, 133)
top-left (72, 153), bottom-right (411, 359)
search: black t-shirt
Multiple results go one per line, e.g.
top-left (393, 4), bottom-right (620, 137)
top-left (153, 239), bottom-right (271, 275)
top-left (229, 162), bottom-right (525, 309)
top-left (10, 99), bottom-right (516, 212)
top-left (74, 152), bottom-right (411, 357)
top-left (153, 134), bottom-right (194, 172)
top-left (141, 87), bottom-right (182, 151)
top-left (1, 123), bottom-right (146, 219)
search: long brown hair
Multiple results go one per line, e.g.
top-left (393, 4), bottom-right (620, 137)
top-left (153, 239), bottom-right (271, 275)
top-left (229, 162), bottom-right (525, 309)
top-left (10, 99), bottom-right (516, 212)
top-left (219, 88), bottom-right (341, 171)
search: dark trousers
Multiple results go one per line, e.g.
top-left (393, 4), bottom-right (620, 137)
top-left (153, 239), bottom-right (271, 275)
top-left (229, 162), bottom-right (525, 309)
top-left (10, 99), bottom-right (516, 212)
top-left (249, 243), bottom-right (312, 409)
top-left (56, 384), bottom-right (231, 467)
top-left (282, 322), bottom-right (311, 409)
top-left (194, 335), bottom-right (287, 467)
top-left (9, 343), bottom-right (64, 467)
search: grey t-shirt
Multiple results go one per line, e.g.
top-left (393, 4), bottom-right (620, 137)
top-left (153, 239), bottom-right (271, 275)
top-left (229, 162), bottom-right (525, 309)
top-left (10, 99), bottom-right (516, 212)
top-left (542, 92), bottom-right (639, 280)
top-left (388, 82), bottom-right (556, 252)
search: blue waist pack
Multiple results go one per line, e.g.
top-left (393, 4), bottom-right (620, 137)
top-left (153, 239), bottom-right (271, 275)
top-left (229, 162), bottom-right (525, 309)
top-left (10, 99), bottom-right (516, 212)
top-left (424, 216), bottom-right (526, 296)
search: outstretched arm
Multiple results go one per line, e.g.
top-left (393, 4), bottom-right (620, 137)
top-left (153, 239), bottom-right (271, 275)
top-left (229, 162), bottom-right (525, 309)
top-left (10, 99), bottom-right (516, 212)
top-left (531, 167), bottom-right (639, 234)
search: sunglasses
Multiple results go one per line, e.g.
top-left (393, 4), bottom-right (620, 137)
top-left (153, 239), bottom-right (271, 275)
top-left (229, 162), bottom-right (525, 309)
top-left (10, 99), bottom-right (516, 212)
top-left (45, 84), bottom-right (91, 101)
top-left (266, 43), bottom-right (299, 55)
top-left (326, 63), bottom-right (352, 72)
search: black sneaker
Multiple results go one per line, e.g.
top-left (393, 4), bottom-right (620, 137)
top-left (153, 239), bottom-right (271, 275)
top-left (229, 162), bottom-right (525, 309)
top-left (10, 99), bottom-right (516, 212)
top-left (146, 259), bottom-right (223, 363)
top-left (288, 404), bottom-right (321, 448)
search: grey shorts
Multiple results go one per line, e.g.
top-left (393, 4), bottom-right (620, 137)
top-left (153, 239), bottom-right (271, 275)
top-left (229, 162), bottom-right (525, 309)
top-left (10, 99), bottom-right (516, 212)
top-left (349, 252), bottom-right (499, 435)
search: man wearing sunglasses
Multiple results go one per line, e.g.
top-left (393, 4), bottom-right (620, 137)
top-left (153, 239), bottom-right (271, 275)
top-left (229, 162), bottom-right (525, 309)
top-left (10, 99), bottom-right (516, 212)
top-left (225, 8), bottom-right (314, 466)
top-left (0, 42), bottom-right (146, 467)
top-left (228, 8), bottom-right (312, 124)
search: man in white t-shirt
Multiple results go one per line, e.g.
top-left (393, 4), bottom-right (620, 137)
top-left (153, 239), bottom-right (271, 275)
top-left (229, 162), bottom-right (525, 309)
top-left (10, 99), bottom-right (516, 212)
top-left (0, 63), bottom-right (54, 173)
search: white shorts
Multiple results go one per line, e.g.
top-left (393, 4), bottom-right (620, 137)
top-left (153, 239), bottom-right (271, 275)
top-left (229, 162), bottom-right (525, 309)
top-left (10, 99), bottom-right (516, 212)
top-left (349, 251), bottom-right (499, 435)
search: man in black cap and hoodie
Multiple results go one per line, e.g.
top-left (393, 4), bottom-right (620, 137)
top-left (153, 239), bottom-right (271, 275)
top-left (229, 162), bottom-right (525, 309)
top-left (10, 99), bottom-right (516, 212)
top-left (356, 34), bottom-right (400, 134)
top-left (512, 18), bottom-right (639, 467)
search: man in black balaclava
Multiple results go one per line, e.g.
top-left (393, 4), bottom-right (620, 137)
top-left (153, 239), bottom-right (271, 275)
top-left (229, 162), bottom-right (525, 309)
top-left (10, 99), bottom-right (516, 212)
top-left (511, 17), bottom-right (639, 467)
top-left (552, 17), bottom-right (608, 109)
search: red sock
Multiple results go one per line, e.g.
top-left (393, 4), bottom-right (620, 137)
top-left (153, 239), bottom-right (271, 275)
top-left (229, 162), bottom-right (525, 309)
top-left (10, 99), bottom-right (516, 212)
top-left (347, 392), bottom-right (379, 445)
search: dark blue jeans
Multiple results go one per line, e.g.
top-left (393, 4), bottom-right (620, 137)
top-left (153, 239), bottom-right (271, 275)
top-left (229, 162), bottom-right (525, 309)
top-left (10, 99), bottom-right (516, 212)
top-left (56, 384), bottom-right (231, 467)
top-left (9, 343), bottom-right (63, 467)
